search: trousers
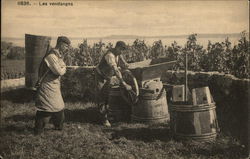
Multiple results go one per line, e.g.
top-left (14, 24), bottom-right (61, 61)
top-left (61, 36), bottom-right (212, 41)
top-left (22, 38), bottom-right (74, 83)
top-left (34, 109), bottom-right (65, 135)
top-left (94, 70), bottom-right (111, 122)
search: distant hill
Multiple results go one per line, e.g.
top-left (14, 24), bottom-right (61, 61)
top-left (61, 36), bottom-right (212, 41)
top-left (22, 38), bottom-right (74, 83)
top-left (102, 33), bottom-right (242, 39)
top-left (1, 33), bottom-right (244, 41)
top-left (1, 37), bottom-right (24, 41)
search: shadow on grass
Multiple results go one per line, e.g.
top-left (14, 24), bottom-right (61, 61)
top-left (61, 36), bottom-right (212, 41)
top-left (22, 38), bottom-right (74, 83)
top-left (5, 114), bottom-right (34, 122)
top-left (110, 125), bottom-right (172, 142)
top-left (2, 106), bottom-right (100, 135)
top-left (1, 88), bottom-right (36, 103)
top-left (64, 107), bottom-right (100, 124)
top-left (3, 114), bottom-right (35, 134)
top-left (4, 107), bottom-right (100, 124)
top-left (2, 125), bottom-right (34, 135)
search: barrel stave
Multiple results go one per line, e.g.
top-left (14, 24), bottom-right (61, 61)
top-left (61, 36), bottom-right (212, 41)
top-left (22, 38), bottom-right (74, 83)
top-left (108, 86), bottom-right (131, 122)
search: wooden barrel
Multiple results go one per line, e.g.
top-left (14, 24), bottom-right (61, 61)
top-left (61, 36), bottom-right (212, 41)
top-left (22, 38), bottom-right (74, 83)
top-left (108, 86), bottom-right (131, 122)
top-left (170, 103), bottom-right (219, 141)
top-left (131, 87), bottom-right (169, 124)
top-left (169, 87), bottom-right (219, 141)
top-left (25, 34), bottom-right (51, 90)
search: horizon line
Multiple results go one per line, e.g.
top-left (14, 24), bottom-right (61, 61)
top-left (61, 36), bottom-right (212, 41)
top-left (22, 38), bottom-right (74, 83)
top-left (1, 32), bottom-right (247, 40)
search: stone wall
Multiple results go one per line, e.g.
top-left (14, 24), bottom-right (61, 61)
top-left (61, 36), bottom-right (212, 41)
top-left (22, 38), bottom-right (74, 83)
top-left (61, 66), bottom-right (120, 101)
top-left (61, 66), bottom-right (96, 101)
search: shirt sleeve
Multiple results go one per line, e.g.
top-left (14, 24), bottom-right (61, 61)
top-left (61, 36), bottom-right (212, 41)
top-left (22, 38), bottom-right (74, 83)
top-left (105, 53), bottom-right (117, 67)
top-left (44, 54), bottom-right (66, 76)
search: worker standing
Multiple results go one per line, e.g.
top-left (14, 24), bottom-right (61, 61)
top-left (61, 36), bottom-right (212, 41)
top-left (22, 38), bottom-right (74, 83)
top-left (34, 36), bottom-right (71, 135)
top-left (95, 41), bottom-right (132, 127)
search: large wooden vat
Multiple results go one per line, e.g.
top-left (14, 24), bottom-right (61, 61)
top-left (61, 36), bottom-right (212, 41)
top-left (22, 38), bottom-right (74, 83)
top-left (170, 87), bottom-right (219, 141)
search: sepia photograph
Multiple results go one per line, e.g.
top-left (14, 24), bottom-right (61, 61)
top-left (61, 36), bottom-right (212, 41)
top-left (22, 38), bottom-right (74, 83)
top-left (1, 0), bottom-right (249, 158)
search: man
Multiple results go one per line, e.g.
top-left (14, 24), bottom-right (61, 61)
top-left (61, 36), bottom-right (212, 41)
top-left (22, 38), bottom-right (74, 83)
top-left (95, 41), bottom-right (132, 127)
top-left (34, 36), bottom-right (71, 135)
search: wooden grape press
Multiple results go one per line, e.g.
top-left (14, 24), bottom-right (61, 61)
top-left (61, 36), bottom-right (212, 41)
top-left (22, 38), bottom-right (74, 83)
top-left (128, 58), bottom-right (177, 124)
top-left (110, 58), bottom-right (177, 124)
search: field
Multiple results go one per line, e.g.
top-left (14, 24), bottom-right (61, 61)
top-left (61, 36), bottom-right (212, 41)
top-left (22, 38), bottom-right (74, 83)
top-left (0, 88), bottom-right (246, 159)
top-left (1, 59), bottom-right (25, 80)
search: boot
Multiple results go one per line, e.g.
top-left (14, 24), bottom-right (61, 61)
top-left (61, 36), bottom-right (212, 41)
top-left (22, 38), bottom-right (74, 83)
top-left (103, 120), bottom-right (111, 127)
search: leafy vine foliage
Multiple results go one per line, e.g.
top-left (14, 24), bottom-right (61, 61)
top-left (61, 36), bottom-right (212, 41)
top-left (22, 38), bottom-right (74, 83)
top-left (1, 32), bottom-right (249, 79)
top-left (63, 32), bottom-right (248, 78)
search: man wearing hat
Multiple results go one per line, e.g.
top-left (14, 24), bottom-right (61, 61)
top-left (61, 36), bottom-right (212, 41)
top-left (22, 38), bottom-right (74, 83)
top-left (95, 41), bottom-right (132, 127)
top-left (34, 36), bottom-right (71, 135)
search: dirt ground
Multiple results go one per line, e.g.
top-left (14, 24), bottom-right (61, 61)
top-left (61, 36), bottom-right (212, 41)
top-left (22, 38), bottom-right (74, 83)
top-left (0, 88), bottom-right (247, 159)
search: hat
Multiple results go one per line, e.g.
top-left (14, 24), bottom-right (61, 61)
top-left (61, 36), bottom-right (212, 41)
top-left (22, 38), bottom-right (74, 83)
top-left (57, 36), bottom-right (71, 45)
top-left (115, 41), bottom-right (127, 50)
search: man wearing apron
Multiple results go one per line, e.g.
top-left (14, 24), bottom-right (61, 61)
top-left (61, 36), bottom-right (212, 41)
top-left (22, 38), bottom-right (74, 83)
top-left (95, 41), bottom-right (132, 127)
top-left (34, 36), bottom-right (71, 135)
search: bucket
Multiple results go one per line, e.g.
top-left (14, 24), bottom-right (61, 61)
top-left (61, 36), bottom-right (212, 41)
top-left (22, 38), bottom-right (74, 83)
top-left (25, 34), bottom-right (51, 90)
top-left (108, 86), bottom-right (131, 122)
top-left (169, 87), bottom-right (219, 141)
top-left (131, 84), bottom-right (169, 124)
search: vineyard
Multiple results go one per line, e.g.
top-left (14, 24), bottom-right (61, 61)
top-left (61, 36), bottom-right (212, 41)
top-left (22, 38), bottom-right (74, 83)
top-left (1, 32), bottom-right (249, 80)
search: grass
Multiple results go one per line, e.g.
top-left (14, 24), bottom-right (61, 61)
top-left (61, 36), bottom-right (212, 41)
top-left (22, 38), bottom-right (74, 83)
top-left (0, 88), bottom-right (247, 159)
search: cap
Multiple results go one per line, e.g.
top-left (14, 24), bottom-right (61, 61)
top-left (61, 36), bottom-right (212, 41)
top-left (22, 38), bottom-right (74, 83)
top-left (115, 41), bottom-right (127, 50)
top-left (57, 36), bottom-right (71, 45)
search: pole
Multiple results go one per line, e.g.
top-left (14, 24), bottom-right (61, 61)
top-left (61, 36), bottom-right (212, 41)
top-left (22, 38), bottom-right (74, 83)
top-left (185, 51), bottom-right (188, 102)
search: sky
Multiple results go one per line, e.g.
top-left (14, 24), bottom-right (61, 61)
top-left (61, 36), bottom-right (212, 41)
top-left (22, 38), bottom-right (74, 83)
top-left (1, 0), bottom-right (249, 39)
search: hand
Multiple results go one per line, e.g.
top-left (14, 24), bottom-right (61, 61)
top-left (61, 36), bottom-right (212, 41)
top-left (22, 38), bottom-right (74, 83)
top-left (125, 63), bottom-right (130, 69)
top-left (124, 83), bottom-right (132, 91)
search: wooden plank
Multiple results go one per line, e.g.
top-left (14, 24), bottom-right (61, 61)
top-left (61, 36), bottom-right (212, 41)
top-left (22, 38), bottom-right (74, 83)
top-left (192, 87), bottom-right (213, 105)
top-left (172, 85), bottom-right (185, 102)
